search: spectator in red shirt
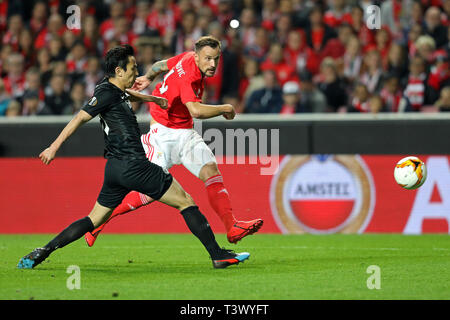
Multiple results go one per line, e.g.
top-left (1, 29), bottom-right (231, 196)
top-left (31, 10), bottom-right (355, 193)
top-left (36, 47), bottom-right (52, 86)
top-left (84, 56), bottom-right (103, 97)
top-left (360, 49), bottom-right (384, 94)
top-left (243, 27), bottom-right (270, 63)
top-left (100, 2), bottom-right (124, 38)
top-left (402, 55), bottom-right (438, 111)
top-left (428, 50), bottom-right (450, 91)
top-left (386, 43), bottom-right (409, 84)
top-left (24, 67), bottom-right (45, 102)
top-left (35, 13), bottom-right (66, 49)
top-left (82, 15), bottom-right (103, 56)
top-left (424, 6), bottom-right (448, 48)
top-left (133, 0), bottom-right (151, 36)
top-left (373, 28), bottom-right (392, 68)
top-left (407, 24), bottom-right (423, 57)
top-left (3, 14), bottom-right (23, 51)
top-left (349, 5), bottom-right (375, 50)
top-left (238, 8), bottom-right (258, 47)
top-left (443, 0), bottom-right (450, 26)
top-left (261, 42), bottom-right (297, 86)
top-left (238, 58), bottom-right (264, 107)
top-left (103, 16), bottom-right (138, 51)
top-left (2, 53), bottom-right (25, 98)
top-left (18, 28), bottom-right (35, 68)
top-left (273, 13), bottom-right (293, 47)
top-left (28, 1), bottom-right (47, 36)
top-left (147, 0), bottom-right (177, 43)
top-left (305, 5), bottom-right (337, 53)
top-left (170, 10), bottom-right (202, 55)
top-left (342, 36), bottom-right (363, 85)
top-left (261, 0), bottom-right (279, 31)
top-left (322, 23), bottom-right (354, 60)
top-left (215, 0), bottom-right (233, 28)
top-left (48, 36), bottom-right (65, 62)
top-left (66, 40), bottom-right (88, 75)
top-left (324, 0), bottom-right (352, 28)
top-left (197, 6), bottom-right (214, 35)
top-left (348, 82), bottom-right (371, 113)
top-left (380, 73), bottom-right (403, 112)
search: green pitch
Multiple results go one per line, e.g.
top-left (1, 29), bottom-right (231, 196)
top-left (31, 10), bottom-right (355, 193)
top-left (1, 234), bottom-right (449, 300)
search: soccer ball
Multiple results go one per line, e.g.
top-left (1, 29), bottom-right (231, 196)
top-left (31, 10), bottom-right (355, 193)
top-left (394, 156), bottom-right (427, 190)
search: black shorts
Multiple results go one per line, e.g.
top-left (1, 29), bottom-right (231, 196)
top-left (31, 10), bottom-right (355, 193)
top-left (97, 157), bottom-right (173, 208)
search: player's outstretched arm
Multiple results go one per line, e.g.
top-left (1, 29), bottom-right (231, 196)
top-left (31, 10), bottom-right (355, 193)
top-left (131, 60), bottom-right (169, 91)
top-left (39, 110), bottom-right (92, 165)
top-left (186, 102), bottom-right (236, 120)
top-left (125, 89), bottom-right (168, 109)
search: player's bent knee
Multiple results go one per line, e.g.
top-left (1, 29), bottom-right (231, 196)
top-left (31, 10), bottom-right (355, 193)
top-left (199, 162), bottom-right (220, 182)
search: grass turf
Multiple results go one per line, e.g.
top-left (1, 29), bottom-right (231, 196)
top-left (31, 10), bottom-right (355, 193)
top-left (0, 234), bottom-right (449, 300)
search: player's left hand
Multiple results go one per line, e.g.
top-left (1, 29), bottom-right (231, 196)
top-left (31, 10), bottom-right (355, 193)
top-left (39, 147), bottom-right (56, 165)
top-left (131, 76), bottom-right (151, 91)
top-left (153, 97), bottom-right (168, 109)
top-left (222, 104), bottom-right (236, 120)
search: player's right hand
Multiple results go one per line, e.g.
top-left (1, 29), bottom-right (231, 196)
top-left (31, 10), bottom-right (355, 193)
top-left (39, 147), bottom-right (56, 165)
top-left (153, 97), bottom-right (169, 109)
top-left (222, 104), bottom-right (236, 120)
top-left (131, 76), bottom-right (151, 91)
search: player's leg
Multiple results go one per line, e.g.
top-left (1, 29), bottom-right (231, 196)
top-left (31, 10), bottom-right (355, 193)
top-left (85, 191), bottom-right (154, 247)
top-left (182, 131), bottom-right (263, 244)
top-left (18, 158), bottom-right (128, 268)
top-left (127, 159), bottom-right (249, 268)
top-left (18, 202), bottom-right (114, 269)
top-left (156, 177), bottom-right (250, 268)
top-left (85, 132), bottom-right (167, 246)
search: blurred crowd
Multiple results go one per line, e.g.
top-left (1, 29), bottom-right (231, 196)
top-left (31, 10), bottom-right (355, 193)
top-left (0, 0), bottom-right (450, 117)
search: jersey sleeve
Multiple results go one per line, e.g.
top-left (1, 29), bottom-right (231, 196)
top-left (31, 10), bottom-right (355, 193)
top-left (179, 78), bottom-right (202, 105)
top-left (82, 88), bottom-right (118, 118)
top-left (167, 51), bottom-right (190, 70)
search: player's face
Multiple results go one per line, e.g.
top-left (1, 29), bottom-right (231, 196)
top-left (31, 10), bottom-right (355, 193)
top-left (122, 56), bottom-right (139, 88)
top-left (195, 46), bottom-right (221, 77)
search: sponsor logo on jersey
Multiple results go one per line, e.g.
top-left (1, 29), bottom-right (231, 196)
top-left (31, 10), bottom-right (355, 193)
top-left (270, 155), bottom-right (375, 234)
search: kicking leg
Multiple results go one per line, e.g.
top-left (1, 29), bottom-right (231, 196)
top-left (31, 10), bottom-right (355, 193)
top-left (85, 191), bottom-right (154, 247)
top-left (199, 162), bottom-right (263, 244)
top-left (18, 202), bottom-right (113, 269)
top-left (158, 178), bottom-right (250, 268)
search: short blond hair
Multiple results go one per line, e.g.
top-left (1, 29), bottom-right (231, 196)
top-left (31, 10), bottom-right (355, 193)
top-left (415, 35), bottom-right (436, 50)
top-left (195, 35), bottom-right (221, 52)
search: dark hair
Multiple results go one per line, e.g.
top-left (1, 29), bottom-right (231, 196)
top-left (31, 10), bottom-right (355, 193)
top-left (194, 36), bottom-right (221, 52)
top-left (104, 44), bottom-right (134, 78)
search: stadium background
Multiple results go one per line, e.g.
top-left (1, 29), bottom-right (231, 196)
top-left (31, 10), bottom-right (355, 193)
top-left (0, 0), bottom-right (449, 236)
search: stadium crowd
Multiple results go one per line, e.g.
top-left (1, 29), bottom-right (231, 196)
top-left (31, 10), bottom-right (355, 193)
top-left (0, 0), bottom-right (449, 117)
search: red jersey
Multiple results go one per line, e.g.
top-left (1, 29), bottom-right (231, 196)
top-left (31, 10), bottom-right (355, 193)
top-left (149, 51), bottom-right (204, 129)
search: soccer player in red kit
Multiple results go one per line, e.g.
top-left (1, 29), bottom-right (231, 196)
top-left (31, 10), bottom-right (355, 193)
top-left (85, 36), bottom-right (263, 246)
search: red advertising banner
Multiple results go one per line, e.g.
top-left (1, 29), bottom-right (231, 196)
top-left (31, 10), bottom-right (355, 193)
top-left (0, 155), bottom-right (449, 234)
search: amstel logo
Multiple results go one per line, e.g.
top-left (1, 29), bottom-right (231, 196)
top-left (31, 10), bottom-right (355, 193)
top-left (270, 155), bottom-right (375, 234)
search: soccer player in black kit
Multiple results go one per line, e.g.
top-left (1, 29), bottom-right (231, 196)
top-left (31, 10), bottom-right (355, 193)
top-left (17, 45), bottom-right (250, 269)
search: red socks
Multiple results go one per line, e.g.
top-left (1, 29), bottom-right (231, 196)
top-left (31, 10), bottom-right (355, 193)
top-left (92, 191), bottom-right (150, 234)
top-left (113, 191), bottom-right (150, 216)
top-left (205, 175), bottom-right (236, 231)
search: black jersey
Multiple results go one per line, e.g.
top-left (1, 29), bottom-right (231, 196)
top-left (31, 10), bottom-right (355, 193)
top-left (82, 78), bottom-right (146, 160)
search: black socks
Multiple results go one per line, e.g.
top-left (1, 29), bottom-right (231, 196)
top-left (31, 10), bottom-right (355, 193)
top-left (44, 216), bottom-right (95, 252)
top-left (181, 206), bottom-right (222, 259)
